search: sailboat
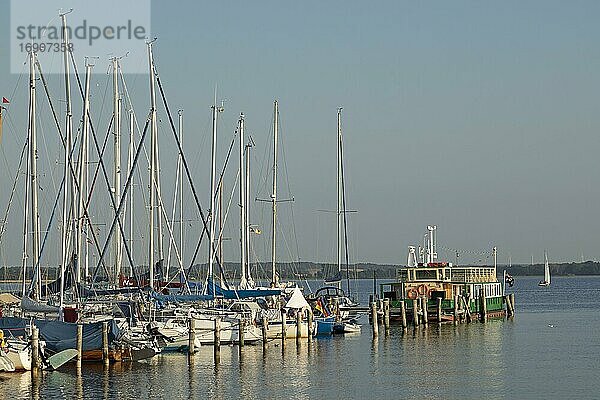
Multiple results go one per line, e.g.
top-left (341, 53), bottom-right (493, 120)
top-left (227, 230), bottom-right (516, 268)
top-left (538, 251), bottom-right (551, 287)
top-left (310, 109), bottom-right (363, 334)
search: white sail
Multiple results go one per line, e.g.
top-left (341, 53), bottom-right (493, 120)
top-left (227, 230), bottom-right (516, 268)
top-left (544, 252), bottom-right (550, 284)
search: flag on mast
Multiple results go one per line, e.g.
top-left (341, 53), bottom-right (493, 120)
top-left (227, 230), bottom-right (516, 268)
top-left (1, 97), bottom-right (9, 104)
top-left (0, 105), bottom-right (4, 144)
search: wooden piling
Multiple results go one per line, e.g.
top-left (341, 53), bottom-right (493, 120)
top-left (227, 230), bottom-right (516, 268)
top-left (371, 302), bottom-right (379, 337)
top-left (463, 295), bottom-right (472, 323)
top-left (281, 309), bottom-right (287, 347)
top-left (422, 297), bottom-right (428, 326)
top-left (31, 325), bottom-right (39, 372)
top-left (383, 299), bottom-right (390, 330)
top-left (296, 310), bottom-right (302, 342)
top-left (76, 323), bottom-right (83, 368)
top-left (412, 299), bottom-right (419, 327)
top-left (400, 300), bottom-right (407, 330)
top-left (453, 295), bottom-right (459, 325)
top-left (102, 321), bottom-right (109, 366)
top-left (436, 297), bottom-right (442, 324)
top-left (504, 295), bottom-right (511, 317)
top-left (214, 317), bottom-right (221, 356)
top-left (239, 318), bottom-right (245, 348)
top-left (262, 316), bottom-right (268, 347)
top-left (510, 293), bottom-right (515, 315)
top-left (480, 289), bottom-right (487, 323)
top-left (308, 309), bottom-right (314, 342)
top-left (188, 318), bottom-right (196, 354)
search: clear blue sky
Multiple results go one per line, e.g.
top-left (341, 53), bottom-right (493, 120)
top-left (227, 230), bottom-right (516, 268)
top-left (1, 1), bottom-right (600, 266)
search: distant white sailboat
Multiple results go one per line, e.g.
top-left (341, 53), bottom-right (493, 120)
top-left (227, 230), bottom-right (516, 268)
top-left (538, 251), bottom-right (550, 287)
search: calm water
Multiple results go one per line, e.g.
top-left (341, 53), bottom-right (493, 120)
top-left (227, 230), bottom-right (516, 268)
top-left (1, 276), bottom-right (600, 399)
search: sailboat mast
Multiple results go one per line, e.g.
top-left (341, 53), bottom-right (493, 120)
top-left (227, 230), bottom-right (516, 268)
top-left (127, 110), bottom-right (135, 278)
top-left (28, 51), bottom-right (42, 299)
top-left (245, 138), bottom-right (253, 287)
top-left (271, 100), bottom-right (278, 286)
top-left (337, 108), bottom-right (342, 289)
top-left (59, 11), bottom-right (74, 319)
top-left (112, 58), bottom-right (123, 284)
top-left (147, 40), bottom-right (157, 290)
top-left (76, 62), bottom-right (92, 285)
top-left (239, 113), bottom-right (247, 288)
top-left (208, 101), bottom-right (223, 294)
top-left (178, 110), bottom-right (184, 280)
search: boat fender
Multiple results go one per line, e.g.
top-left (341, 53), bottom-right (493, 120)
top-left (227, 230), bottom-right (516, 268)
top-left (417, 284), bottom-right (427, 296)
top-left (407, 289), bottom-right (418, 299)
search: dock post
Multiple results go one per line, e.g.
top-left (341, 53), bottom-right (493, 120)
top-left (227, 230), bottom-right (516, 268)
top-left (102, 321), bottom-right (109, 366)
top-left (307, 309), bottom-right (314, 341)
top-left (465, 295), bottom-right (472, 323)
top-left (239, 318), bottom-right (245, 349)
top-left (296, 310), bottom-right (302, 343)
top-left (422, 297), bottom-right (428, 326)
top-left (504, 295), bottom-right (512, 317)
top-left (480, 289), bottom-right (487, 322)
top-left (510, 293), bottom-right (515, 315)
top-left (371, 302), bottom-right (379, 337)
top-left (436, 298), bottom-right (442, 324)
top-left (31, 325), bottom-right (39, 372)
top-left (412, 299), bottom-right (419, 327)
top-left (214, 317), bottom-right (221, 360)
top-left (262, 316), bottom-right (269, 348)
top-left (400, 300), bottom-right (407, 330)
top-left (188, 318), bottom-right (196, 354)
top-left (76, 323), bottom-right (83, 368)
top-left (453, 295), bottom-right (459, 325)
top-left (383, 299), bottom-right (390, 331)
top-left (281, 309), bottom-right (287, 348)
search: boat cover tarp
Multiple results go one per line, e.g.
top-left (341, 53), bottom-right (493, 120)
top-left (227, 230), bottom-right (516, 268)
top-left (324, 272), bottom-right (342, 284)
top-left (21, 296), bottom-right (60, 313)
top-left (206, 278), bottom-right (280, 299)
top-left (0, 293), bottom-right (20, 304)
top-left (83, 286), bottom-right (144, 297)
top-left (150, 292), bottom-right (213, 303)
top-left (285, 286), bottom-right (310, 309)
top-left (0, 317), bottom-right (121, 353)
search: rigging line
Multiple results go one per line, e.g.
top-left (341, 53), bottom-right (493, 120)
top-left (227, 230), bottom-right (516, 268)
top-left (119, 72), bottom-right (151, 250)
top-left (340, 133), bottom-right (351, 296)
top-left (70, 53), bottom-right (138, 283)
top-left (90, 113), bottom-right (151, 287)
top-left (165, 156), bottom-right (180, 275)
top-left (154, 74), bottom-right (230, 289)
top-left (0, 61), bottom-right (27, 199)
top-left (0, 136), bottom-right (28, 247)
top-left (27, 174), bottom-right (64, 297)
top-left (278, 122), bottom-right (301, 264)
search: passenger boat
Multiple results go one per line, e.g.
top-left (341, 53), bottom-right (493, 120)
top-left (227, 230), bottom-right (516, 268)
top-left (380, 225), bottom-right (506, 323)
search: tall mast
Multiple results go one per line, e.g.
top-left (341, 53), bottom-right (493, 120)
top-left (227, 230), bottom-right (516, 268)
top-left (59, 11), bottom-right (74, 319)
top-left (29, 51), bottom-right (42, 299)
top-left (208, 101), bottom-right (223, 294)
top-left (112, 57), bottom-right (123, 284)
top-left (245, 137), bottom-right (253, 287)
top-left (76, 62), bottom-right (92, 285)
top-left (337, 108), bottom-right (342, 288)
top-left (271, 100), bottom-right (278, 286)
top-left (127, 110), bottom-right (135, 278)
top-left (239, 113), bottom-right (247, 288)
top-left (178, 110), bottom-right (184, 281)
top-left (147, 40), bottom-right (157, 290)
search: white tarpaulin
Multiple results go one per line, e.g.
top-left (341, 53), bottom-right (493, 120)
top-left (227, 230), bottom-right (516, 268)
top-left (285, 287), bottom-right (309, 309)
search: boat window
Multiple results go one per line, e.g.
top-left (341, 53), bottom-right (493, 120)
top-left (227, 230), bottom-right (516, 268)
top-left (415, 269), bottom-right (437, 280)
